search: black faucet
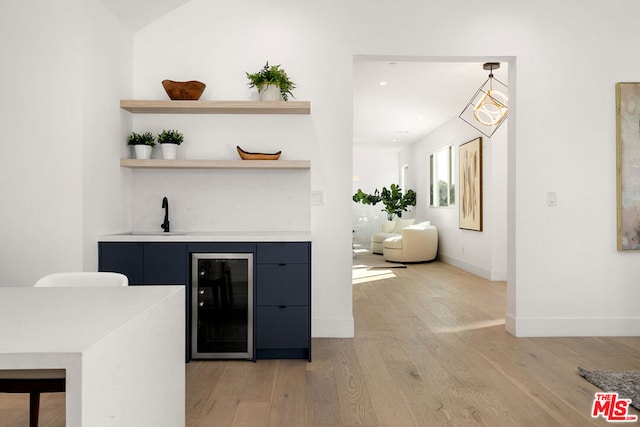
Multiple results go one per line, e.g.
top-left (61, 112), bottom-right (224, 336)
top-left (161, 197), bottom-right (170, 232)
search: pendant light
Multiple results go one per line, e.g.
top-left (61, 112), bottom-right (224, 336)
top-left (459, 62), bottom-right (508, 137)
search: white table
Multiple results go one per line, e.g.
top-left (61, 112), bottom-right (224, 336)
top-left (0, 286), bottom-right (185, 426)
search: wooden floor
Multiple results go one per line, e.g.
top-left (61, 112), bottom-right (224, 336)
top-left (2, 251), bottom-right (640, 426)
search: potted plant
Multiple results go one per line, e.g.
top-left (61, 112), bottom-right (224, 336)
top-left (353, 184), bottom-right (417, 220)
top-left (246, 61), bottom-right (296, 101)
top-left (127, 131), bottom-right (155, 159)
top-left (157, 129), bottom-right (184, 159)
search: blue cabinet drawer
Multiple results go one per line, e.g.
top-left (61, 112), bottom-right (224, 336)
top-left (257, 264), bottom-right (309, 306)
top-left (256, 242), bottom-right (310, 264)
top-left (256, 306), bottom-right (310, 349)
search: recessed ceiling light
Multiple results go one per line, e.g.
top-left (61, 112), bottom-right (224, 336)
top-left (379, 81), bottom-right (387, 86)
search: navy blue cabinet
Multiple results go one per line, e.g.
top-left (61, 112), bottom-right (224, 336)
top-left (98, 242), bottom-right (144, 284)
top-left (98, 242), bottom-right (186, 285)
top-left (143, 243), bottom-right (187, 285)
top-left (98, 240), bottom-right (311, 361)
top-left (256, 242), bottom-right (311, 361)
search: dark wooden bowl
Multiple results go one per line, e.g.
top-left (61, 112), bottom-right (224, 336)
top-left (237, 146), bottom-right (282, 160)
top-left (161, 80), bottom-right (206, 100)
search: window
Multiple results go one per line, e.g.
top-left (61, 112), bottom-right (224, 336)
top-left (430, 146), bottom-right (455, 207)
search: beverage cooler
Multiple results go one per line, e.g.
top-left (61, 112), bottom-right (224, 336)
top-left (191, 253), bottom-right (253, 359)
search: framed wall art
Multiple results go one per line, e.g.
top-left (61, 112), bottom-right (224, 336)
top-left (616, 82), bottom-right (640, 250)
top-left (459, 137), bottom-right (483, 231)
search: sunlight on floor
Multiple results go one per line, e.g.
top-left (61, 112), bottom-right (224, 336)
top-left (352, 268), bottom-right (397, 284)
top-left (432, 318), bottom-right (506, 334)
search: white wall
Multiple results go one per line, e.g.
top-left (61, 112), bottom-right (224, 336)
top-left (0, 0), bottom-right (132, 285)
top-left (82, 0), bottom-right (134, 271)
top-left (3, 0), bottom-right (640, 337)
top-left (399, 116), bottom-right (508, 281)
top-left (129, 169), bottom-right (310, 232)
top-left (0, 0), bottom-right (84, 285)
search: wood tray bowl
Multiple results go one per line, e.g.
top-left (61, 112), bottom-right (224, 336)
top-left (237, 146), bottom-right (281, 160)
top-left (162, 80), bottom-right (206, 100)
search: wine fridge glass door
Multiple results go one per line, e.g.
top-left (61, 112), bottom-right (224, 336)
top-left (191, 253), bottom-right (253, 359)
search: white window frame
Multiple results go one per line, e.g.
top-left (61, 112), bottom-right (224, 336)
top-left (430, 145), bottom-right (455, 207)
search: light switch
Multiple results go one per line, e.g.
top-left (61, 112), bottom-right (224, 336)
top-left (547, 192), bottom-right (557, 206)
top-left (311, 190), bottom-right (324, 206)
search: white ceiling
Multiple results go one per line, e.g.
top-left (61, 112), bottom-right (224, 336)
top-left (353, 59), bottom-right (508, 151)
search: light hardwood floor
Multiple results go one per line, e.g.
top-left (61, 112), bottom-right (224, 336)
top-left (2, 251), bottom-right (639, 426)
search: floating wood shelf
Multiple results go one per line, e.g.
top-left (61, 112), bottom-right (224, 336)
top-left (120, 159), bottom-right (310, 169)
top-left (120, 100), bottom-right (311, 114)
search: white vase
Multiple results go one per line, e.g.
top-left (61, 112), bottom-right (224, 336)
top-left (134, 145), bottom-right (153, 159)
top-left (161, 143), bottom-right (179, 159)
top-left (259, 84), bottom-right (282, 101)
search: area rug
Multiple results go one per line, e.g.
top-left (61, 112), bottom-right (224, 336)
top-left (578, 367), bottom-right (640, 410)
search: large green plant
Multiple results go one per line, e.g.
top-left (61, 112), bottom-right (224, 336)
top-left (246, 61), bottom-right (296, 101)
top-left (353, 184), bottom-right (417, 220)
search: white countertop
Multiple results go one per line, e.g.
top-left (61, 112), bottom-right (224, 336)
top-left (98, 230), bottom-right (312, 242)
top-left (0, 286), bottom-right (185, 427)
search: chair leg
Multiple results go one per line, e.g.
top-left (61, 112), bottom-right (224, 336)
top-left (29, 391), bottom-right (40, 427)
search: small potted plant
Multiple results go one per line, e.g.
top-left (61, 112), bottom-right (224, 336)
top-left (157, 129), bottom-right (184, 159)
top-left (246, 61), bottom-right (296, 101)
top-left (127, 131), bottom-right (155, 159)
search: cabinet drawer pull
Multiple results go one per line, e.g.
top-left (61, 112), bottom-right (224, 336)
top-left (278, 263), bottom-right (287, 266)
top-left (279, 305), bottom-right (287, 309)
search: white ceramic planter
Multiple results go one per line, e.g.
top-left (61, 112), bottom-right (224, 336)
top-left (161, 143), bottom-right (179, 159)
top-left (259, 84), bottom-right (282, 101)
top-left (134, 145), bottom-right (153, 159)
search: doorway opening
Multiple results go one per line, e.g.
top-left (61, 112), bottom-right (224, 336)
top-left (351, 55), bottom-right (516, 334)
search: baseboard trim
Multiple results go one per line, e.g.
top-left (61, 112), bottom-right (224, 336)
top-left (491, 269), bottom-right (507, 281)
top-left (312, 316), bottom-right (354, 338)
top-left (507, 315), bottom-right (640, 337)
top-left (438, 254), bottom-right (506, 282)
top-left (438, 253), bottom-right (488, 280)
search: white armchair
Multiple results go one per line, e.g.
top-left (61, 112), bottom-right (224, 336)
top-left (370, 219), bottom-right (415, 254)
top-left (382, 221), bottom-right (438, 263)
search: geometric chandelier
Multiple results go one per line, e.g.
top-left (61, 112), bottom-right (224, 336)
top-left (459, 62), bottom-right (508, 138)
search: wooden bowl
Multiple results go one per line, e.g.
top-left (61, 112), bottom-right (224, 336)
top-left (161, 80), bottom-right (206, 100)
top-left (237, 146), bottom-right (282, 160)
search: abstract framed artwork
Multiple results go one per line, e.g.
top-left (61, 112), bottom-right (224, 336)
top-left (616, 82), bottom-right (640, 250)
top-left (459, 137), bottom-right (483, 231)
